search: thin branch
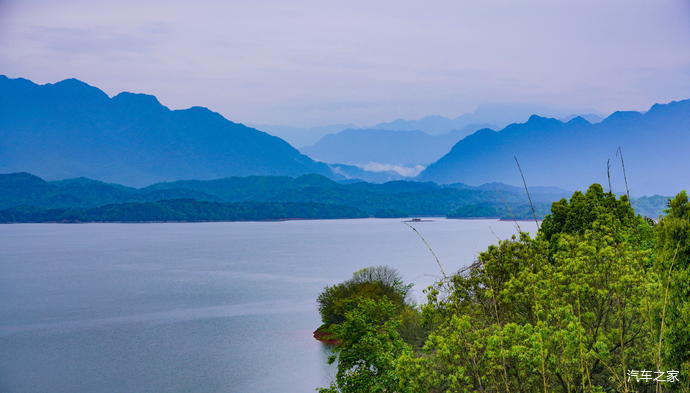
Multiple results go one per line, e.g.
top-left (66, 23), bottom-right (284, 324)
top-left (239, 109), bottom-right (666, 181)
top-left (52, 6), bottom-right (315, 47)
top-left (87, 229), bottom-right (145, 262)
top-left (458, 260), bottom-right (483, 275)
top-left (616, 147), bottom-right (631, 201)
top-left (404, 222), bottom-right (447, 278)
top-left (488, 225), bottom-right (502, 242)
top-left (606, 158), bottom-right (613, 194)
top-left (514, 156), bottom-right (540, 230)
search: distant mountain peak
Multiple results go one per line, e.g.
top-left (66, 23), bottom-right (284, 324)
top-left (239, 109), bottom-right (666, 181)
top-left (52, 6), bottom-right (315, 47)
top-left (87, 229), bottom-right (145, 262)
top-left (112, 92), bottom-right (165, 108)
top-left (186, 105), bottom-right (216, 113)
top-left (175, 105), bottom-right (236, 125)
top-left (470, 127), bottom-right (497, 137)
top-left (566, 116), bottom-right (590, 126)
top-left (561, 113), bottom-right (603, 124)
top-left (47, 77), bottom-right (109, 100)
top-left (646, 98), bottom-right (690, 117)
top-left (0, 75), bottom-right (36, 87)
top-left (52, 77), bottom-right (103, 91)
top-left (54, 77), bottom-right (87, 85)
top-left (525, 114), bottom-right (560, 126)
top-left (603, 110), bottom-right (644, 124)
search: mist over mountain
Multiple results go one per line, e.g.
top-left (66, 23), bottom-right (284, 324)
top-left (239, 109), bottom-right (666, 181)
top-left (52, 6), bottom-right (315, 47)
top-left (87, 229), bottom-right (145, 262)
top-left (372, 103), bottom-right (600, 135)
top-left (250, 123), bottom-right (358, 147)
top-left (254, 103), bottom-right (601, 147)
top-left (418, 99), bottom-right (690, 196)
top-left (0, 76), bottom-right (332, 187)
top-left (300, 124), bottom-right (490, 170)
top-left (328, 163), bottom-right (415, 183)
top-left (560, 113), bottom-right (603, 123)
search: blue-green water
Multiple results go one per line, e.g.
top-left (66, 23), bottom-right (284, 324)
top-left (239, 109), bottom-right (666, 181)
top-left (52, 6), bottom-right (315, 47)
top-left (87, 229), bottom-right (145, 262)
top-left (0, 218), bottom-right (535, 393)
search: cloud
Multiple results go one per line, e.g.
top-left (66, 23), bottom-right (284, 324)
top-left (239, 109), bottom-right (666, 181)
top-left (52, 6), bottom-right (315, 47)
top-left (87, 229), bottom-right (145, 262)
top-left (358, 163), bottom-right (426, 178)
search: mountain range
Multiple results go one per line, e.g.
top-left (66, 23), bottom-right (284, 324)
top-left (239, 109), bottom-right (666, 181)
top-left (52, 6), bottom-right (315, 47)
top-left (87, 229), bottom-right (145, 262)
top-left (1, 75), bottom-right (687, 196)
top-left (0, 172), bottom-right (669, 222)
top-left (0, 172), bottom-right (572, 218)
top-left (419, 101), bottom-right (690, 196)
top-left (0, 75), bottom-right (331, 187)
top-left (300, 124), bottom-right (491, 168)
top-left (371, 103), bottom-right (602, 135)
top-left (255, 104), bottom-right (601, 146)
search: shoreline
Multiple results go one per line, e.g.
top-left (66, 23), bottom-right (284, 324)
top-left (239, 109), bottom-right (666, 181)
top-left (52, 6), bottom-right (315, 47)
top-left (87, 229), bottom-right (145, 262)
top-left (0, 216), bottom-right (524, 225)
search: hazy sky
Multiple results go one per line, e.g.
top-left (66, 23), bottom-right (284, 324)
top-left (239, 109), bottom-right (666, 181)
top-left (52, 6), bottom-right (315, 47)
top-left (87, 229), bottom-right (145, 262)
top-left (1, 0), bottom-right (689, 126)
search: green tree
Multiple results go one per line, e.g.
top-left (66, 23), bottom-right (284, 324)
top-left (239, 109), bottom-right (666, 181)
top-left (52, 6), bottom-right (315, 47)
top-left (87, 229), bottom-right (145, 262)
top-left (317, 266), bottom-right (411, 326)
top-left (319, 298), bottom-right (412, 393)
top-left (657, 191), bottom-right (690, 392)
top-left (398, 185), bottom-right (660, 393)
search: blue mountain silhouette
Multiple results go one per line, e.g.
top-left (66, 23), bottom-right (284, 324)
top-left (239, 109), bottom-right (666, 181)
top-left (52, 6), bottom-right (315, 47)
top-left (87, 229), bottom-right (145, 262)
top-left (0, 76), bottom-right (331, 186)
top-left (418, 101), bottom-right (690, 195)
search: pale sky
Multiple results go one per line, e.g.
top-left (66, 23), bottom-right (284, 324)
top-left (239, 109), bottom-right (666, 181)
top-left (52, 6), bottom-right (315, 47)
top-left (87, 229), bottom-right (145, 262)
top-left (1, 0), bottom-right (689, 126)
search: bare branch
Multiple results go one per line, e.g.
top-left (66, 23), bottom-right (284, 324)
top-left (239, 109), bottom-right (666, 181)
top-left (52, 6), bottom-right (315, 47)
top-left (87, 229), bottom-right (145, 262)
top-left (514, 156), bottom-right (540, 230)
top-left (616, 146), bottom-right (631, 201)
top-left (404, 222), bottom-right (447, 278)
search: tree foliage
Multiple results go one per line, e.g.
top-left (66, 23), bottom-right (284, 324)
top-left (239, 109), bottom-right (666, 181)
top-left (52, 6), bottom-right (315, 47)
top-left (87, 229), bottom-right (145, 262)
top-left (657, 191), bottom-right (690, 391)
top-left (317, 266), bottom-right (411, 326)
top-left (0, 199), bottom-right (368, 223)
top-left (318, 184), bottom-right (690, 393)
top-left (318, 298), bottom-right (412, 393)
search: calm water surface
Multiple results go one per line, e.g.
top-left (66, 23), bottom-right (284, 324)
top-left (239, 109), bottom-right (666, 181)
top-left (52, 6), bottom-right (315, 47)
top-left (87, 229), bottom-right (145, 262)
top-left (0, 218), bottom-right (536, 393)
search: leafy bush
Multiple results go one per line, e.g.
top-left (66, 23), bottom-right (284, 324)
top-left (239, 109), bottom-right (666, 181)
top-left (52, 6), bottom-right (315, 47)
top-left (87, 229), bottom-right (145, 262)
top-left (318, 298), bottom-right (411, 393)
top-left (317, 266), bottom-right (411, 326)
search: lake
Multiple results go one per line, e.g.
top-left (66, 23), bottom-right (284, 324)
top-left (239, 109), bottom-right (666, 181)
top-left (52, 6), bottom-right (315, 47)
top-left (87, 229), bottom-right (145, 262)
top-left (0, 218), bottom-right (536, 393)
